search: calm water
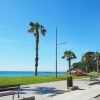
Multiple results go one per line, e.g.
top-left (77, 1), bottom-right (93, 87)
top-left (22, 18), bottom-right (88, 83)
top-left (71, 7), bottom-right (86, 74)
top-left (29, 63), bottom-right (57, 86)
top-left (0, 71), bottom-right (66, 76)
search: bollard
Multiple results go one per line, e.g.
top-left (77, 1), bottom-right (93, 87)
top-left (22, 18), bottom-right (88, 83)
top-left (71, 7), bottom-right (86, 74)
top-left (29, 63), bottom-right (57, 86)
top-left (67, 76), bottom-right (73, 89)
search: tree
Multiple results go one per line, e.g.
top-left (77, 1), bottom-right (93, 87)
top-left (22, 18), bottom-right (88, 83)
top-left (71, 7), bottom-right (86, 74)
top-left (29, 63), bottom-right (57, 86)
top-left (28, 22), bottom-right (46, 76)
top-left (62, 50), bottom-right (76, 75)
top-left (72, 52), bottom-right (100, 73)
top-left (81, 52), bottom-right (95, 73)
top-left (72, 62), bottom-right (86, 71)
top-left (95, 52), bottom-right (100, 73)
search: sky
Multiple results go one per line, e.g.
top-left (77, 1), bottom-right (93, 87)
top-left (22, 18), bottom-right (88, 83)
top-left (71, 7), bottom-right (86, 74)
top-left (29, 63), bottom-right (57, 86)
top-left (0, 0), bottom-right (100, 72)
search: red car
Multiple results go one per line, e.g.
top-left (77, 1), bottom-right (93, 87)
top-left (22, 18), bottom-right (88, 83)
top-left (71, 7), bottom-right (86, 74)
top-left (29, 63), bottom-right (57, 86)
top-left (72, 73), bottom-right (87, 76)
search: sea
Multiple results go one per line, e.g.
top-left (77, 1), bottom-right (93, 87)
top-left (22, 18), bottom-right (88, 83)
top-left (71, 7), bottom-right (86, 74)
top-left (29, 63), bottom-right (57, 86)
top-left (0, 71), bottom-right (66, 77)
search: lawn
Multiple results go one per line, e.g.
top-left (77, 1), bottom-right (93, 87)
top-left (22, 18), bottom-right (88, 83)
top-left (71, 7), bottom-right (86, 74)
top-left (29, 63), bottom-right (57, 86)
top-left (0, 74), bottom-right (90, 86)
top-left (0, 75), bottom-right (66, 86)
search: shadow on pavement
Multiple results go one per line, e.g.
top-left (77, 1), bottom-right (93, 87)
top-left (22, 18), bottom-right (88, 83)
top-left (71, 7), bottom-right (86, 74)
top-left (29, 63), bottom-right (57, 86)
top-left (19, 86), bottom-right (85, 96)
top-left (89, 81), bottom-right (100, 86)
top-left (32, 87), bottom-right (67, 95)
top-left (20, 86), bottom-right (67, 96)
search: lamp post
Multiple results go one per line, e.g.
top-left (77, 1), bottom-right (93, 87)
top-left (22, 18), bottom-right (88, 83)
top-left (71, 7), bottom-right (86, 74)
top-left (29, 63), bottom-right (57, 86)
top-left (56, 27), bottom-right (57, 78)
top-left (56, 27), bottom-right (66, 78)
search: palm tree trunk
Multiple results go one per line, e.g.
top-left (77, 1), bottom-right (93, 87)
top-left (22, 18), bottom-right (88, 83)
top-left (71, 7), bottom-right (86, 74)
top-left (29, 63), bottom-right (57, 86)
top-left (35, 30), bottom-right (39, 76)
top-left (86, 65), bottom-right (88, 74)
top-left (69, 60), bottom-right (71, 75)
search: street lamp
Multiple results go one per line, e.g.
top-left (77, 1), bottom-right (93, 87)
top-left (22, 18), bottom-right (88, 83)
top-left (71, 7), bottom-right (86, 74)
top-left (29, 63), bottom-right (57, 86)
top-left (56, 27), bottom-right (66, 78)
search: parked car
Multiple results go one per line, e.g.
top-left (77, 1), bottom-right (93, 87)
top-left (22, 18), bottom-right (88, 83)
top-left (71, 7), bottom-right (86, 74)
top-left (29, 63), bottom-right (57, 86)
top-left (71, 69), bottom-right (87, 76)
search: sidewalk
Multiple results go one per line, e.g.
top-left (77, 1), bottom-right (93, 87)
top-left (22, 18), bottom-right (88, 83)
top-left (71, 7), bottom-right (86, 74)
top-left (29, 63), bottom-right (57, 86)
top-left (49, 79), bottom-right (100, 100)
top-left (0, 78), bottom-right (100, 100)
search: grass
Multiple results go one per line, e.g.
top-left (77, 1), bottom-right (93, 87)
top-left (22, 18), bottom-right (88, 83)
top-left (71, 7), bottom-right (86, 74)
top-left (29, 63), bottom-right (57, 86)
top-left (88, 72), bottom-right (100, 77)
top-left (0, 75), bottom-right (67, 86)
top-left (0, 73), bottom-right (99, 86)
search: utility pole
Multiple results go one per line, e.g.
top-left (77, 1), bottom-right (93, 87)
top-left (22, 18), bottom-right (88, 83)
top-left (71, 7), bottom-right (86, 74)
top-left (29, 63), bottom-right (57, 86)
top-left (55, 27), bottom-right (66, 78)
top-left (56, 27), bottom-right (58, 78)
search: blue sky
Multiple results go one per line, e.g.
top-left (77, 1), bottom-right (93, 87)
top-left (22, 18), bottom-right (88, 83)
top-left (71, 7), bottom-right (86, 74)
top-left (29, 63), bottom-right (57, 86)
top-left (0, 0), bottom-right (100, 71)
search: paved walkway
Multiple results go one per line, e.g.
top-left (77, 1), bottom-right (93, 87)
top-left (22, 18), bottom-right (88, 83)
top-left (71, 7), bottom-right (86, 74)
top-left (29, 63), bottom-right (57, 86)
top-left (0, 78), bottom-right (100, 100)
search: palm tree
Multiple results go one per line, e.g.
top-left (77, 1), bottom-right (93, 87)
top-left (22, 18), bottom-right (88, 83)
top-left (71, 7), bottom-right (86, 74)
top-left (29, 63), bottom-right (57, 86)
top-left (28, 22), bottom-right (46, 76)
top-left (62, 50), bottom-right (76, 75)
top-left (81, 52), bottom-right (95, 73)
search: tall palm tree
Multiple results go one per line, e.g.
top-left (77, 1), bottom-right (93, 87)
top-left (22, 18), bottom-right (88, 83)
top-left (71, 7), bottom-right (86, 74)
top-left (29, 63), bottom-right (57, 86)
top-left (81, 52), bottom-right (95, 73)
top-left (62, 50), bottom-right (76, 75)
top-left (28, 22), bottom-right (46, 76)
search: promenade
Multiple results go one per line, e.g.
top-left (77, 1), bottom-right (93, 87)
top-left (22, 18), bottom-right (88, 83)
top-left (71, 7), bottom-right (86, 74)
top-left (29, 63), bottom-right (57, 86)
top-left (0, 78), bottom-right (100, 100)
